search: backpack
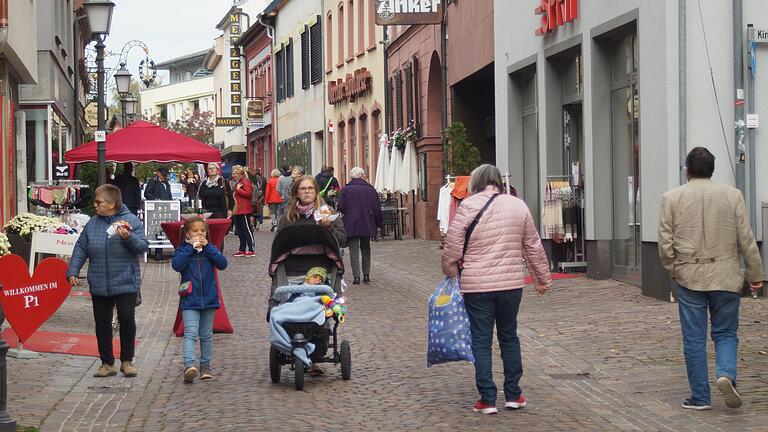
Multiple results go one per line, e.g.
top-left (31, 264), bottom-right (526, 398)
top-left (319, 177), bottom-right (333, 198)
top-left (251, 176), bottom-right (264, 206)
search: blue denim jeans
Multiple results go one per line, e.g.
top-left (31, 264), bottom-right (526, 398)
top-left (463, 289), bottom-right (523, 404)
top-left (182, 308), bottom-right (217, 368)
top-left (676, 284), bottom-right (740, 405)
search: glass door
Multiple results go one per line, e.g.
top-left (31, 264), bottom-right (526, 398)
top-left (610, 34), bottom-right (641, 286)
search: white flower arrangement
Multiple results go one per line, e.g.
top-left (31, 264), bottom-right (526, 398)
top-left (3, 213), bottom-right (62, 239)
top-left (0, 233), bottom-right (10, 256)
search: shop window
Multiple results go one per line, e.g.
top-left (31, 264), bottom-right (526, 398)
top-left (359, 115), bottom-right (369, 174)
top-left (349, 118), bottom-right (357, 168)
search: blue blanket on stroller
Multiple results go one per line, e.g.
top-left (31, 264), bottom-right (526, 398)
top-left (269, 285), bottom-right (335, 367)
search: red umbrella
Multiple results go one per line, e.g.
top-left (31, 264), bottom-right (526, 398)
top-left (64, 120), bottom-right (221, 164)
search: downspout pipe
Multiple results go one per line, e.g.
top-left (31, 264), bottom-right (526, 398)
top-left (73, 14), bottom-right (88, 149)
top-left (733, 0), bottom-right (746, 198)
top-left (747, 24), bottom-right (757, 232)
top-left (440, 4), bottom-right (448, 177)
top-left (679, 0), bottom-right (686, 185)
top-left (258, 12), bottom-right (277, 171)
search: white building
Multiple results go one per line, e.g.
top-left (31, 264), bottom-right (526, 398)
top-left (494, 0), bottom-right (768, 299)
top-left (140, 50), bottom-right (214, 124)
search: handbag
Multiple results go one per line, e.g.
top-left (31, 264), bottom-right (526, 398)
top-left (178, 281), bottom-right (192, 297)
top-left (427, 277), bottom-right (474, 366)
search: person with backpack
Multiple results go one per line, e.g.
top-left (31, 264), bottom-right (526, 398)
top-left (197, 163), bottom-right (233, 219)
top-left (315, 166), bottom-right (341, 208)
top-left (248, 167), bottom-right (266, 231)
top-left (265, 169), bottom-right (283, 232)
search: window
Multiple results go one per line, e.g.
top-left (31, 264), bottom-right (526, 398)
top-left (326, 12), bottom-right (333, 72)
top-left (395, 70), bottom-right (403, 129)
top-left (357, 0), bottom-right (365, 54)
top-left (368, 0), bottom-right (376, 49)
top-left (285, 38), bottom-right (294, 98)
top-left (347, 0), bottom-right (354, 60)
top-left (310, 19), bottom-right (322, 84)
top-left (337, 5), bottom-right (344, 66)
top-left (275, 46), bottom-right (285, 101)
top-left (301, 27), bottom-right (310, 89)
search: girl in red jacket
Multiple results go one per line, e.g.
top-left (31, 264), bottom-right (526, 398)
top-left (264, 169), bottom-right (284, 232)
top-left (231, 165), bottom-right (255, 257)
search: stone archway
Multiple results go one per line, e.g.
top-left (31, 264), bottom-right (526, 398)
top-left (426, 51), bottom-right (442, 138)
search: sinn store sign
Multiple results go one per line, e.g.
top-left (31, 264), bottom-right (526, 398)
top-left (328, 68), bottom-right (373, 105)
top-left (535, 0), bottom-right (579, 36)
top-left (375, 0), bottom-right (443, 26)
top-left (217, 12), bottom-right (244, 127)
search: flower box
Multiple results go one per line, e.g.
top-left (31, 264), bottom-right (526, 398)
top-left (6, 232), bottom-right (31, 263)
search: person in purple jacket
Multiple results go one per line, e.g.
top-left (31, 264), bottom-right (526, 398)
top-left (336, 167), bottom-right (383, 285)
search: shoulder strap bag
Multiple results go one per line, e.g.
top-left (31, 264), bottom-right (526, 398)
top-left (462, 193), bottom-right (499, 259)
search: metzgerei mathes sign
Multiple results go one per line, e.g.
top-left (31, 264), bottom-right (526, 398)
top-left (375, 0), bottom-right (443, 26)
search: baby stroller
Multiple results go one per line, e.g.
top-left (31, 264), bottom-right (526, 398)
top-left (268, 224), bottom-right (351, 390)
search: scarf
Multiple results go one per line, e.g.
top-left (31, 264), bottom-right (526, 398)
top-left (206, 175), bottom-right (220, 188)
top-left (296, 202), bottom-right (316, 218)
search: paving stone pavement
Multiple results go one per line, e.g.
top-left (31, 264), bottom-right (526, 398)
top-left (6, 231), bottom-right (768, 431)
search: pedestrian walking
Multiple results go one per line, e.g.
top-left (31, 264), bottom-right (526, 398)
top-left (198, 163), bottom-right (233, 219)
top-left (171, 217), bottom-right (228, 383)
top-left (66, 184), bottom-right (149, 378)
top-left (265, 169), bottom-right (283, 232)
top-left (315, 166), bottom-right (341, 208)
top-left (111, 162), bottom-right (141, 215)
top-left (231, 165), bottom-right (255, 257)
top-left (337, 167), bottom-right (383, 285)
top-left (277, 175), bottom-right (346, 248)
top-left (184, 169), bottom-right (199, 208)
top-left (143, 166), bottom-right (172, 201)
top-left (441, 164), bottom-right (552, 415)
top-left (249, 167), bottom-right (266, 231)
top-left (658, 147), bottom-right (764, 411)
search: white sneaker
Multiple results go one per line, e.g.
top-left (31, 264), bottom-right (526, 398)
top-left (716, 376), bottom-right (743, 409)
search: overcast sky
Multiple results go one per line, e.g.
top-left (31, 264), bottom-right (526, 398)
top-left (101, 0), bottom-right (233, 90)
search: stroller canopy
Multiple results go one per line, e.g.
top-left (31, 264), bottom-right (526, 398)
top-left (270, 224), bottom-right (344, 273)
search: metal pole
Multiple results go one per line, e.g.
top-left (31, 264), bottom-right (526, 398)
top-left (0, 302), bottom-right (17, 431)
top-left (440, 6), bottom-right (448, 177)
top-left (747, 24), bottom-right (757, 231)
top-left (733, 0), bottom-right (746, 197)
top-left (679, 0), bottom-right (687, 185)
top-left (96, 37), bottom-right (107, 186)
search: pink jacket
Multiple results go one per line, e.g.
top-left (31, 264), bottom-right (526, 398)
top-left (441, 187), bottom-right (551, 293)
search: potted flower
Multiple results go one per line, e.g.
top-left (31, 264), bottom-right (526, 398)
top-left (3, 213), bottom-right (62, 262)
top-left (0, 232), bottom-right (10, 257)
top-left (389, 122), bottom-right (418, 151)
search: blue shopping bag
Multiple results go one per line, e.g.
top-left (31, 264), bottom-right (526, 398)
top-left (427, 277), bottom-right (474, 367)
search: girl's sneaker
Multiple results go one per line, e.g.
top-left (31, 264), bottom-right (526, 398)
top-left (472, 400), bottom-right (497, 415)
top-left (200, 367), bottom-right (213, 380)
top-left (184, 366), bottom-right (198, 383)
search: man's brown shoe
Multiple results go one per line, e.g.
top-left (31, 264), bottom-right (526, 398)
top-left (93, 363), bottom-right (118, 377)
top-left (120, 361), bottom-right (138, 377)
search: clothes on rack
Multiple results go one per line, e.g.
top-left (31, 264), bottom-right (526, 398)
top-left (437, 180), bottom-right (455, 234)
top-left (28, 182), bottom-right (89, 209)
top-left (542, 179), bottom-right (581, 243)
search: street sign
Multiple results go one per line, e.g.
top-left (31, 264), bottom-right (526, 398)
top-left (95, 130), bottom-right (106, 142)
top-left (754, 28), bottom-right (768, 43)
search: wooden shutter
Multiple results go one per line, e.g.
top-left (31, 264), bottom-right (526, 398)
top-left (276, 46), bottom-right (284, 102)
top-left (310, 18), bottom-right (322, 84)
top-left (301, 28), bottom-right (310, 90)
top-left (412, 56), bottom-right (420, 136)
top-left (405, 63), bottom-right (413, 127)
top-left (385, 77), bottom-right (393, 132)
top-left (395, 70), bottom-right (403, 129)
top-left (286, 38), bottom-right (294, 98)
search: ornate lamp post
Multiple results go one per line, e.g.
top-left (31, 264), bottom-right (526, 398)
top-left (114, 62), bottom-right (131, 127)
top-left (123, 95), bottom-right (138, 125)
top-left (83, 0), bottom-right (116, 186)
top-left (0, 296), bottom-right (15, 431)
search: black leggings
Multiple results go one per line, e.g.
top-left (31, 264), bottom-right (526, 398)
top-left (92, 293), bottom-right (137, 365)
top-left (233, 214), bottom-right (254, 252)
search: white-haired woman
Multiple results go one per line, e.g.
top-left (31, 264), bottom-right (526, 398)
top-left (197, 163), bottom-right (233, 219)
top-left (337, 167), bottom-right (383, 285)
top-left (264, 168), bottom-right (284, 232)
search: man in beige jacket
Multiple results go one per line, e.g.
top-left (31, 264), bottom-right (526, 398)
top-left (659, 147), bottom-right (764, 411)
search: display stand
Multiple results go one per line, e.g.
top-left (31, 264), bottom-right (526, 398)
top-left (144, 200), bottom-right (180, 262)
top-left (28, 232), bottom-right (79, 274)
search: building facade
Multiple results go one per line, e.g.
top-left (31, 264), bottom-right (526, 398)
top-left (385, 0), bottom-right (494, 240)
top-left (495, 0), bottom-right (768, 299)
top-left (263, 0), bottom-right (325, 175)
top-left (324, 0), bottom-right (384, 185)
top-left (140, 50), bottom-right (214, 124)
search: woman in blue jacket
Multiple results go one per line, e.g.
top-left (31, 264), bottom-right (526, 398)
top-left (171, 217), bottom-right (228, 383)
top-left (67, 184), bottom-right (149, 378)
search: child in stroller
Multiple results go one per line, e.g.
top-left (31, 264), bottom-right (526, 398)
top-left (268, 224), bottom-right (351, 390)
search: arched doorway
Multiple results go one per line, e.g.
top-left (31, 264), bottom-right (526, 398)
top-left (426, 51), bottom-right (442, 138)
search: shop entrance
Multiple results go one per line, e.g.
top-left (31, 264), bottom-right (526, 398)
top-left (610, 33), bottom-right (641, 286)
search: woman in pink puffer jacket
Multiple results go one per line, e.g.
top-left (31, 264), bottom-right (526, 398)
top-left (442, 164), bottom-right (551, 415)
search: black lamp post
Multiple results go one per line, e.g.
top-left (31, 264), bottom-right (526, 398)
top-left (114, 62), bottom-right (131, 127)
top-left (0, 296), bottom-right (16, 431)
top-left (84, 0), bottom-right (116, 186)
top-left (123, 95), bottom-right (138, 126)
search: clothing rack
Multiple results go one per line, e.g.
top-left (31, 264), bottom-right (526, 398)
top-left (543, 174), bottom-right (586, 272)
top-left (28, 180), bottom-right (89, 215)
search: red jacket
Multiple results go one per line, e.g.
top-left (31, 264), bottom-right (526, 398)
top-left (232, 177), bottom-right (254, 215)
top-left (264, 177), bottom-right (282, 204)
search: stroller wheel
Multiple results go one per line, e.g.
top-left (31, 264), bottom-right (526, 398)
top-left (269, 346), bottom-right (281, 384)
top-left (294, 357), bottom-right (305, 390)
top-left (340, 340), bottom-right (351, 380)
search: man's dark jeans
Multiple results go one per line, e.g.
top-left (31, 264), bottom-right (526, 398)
top-left (464, 289), bottom-right (523, 404)
top-left (92, 293), bottom-right (137, 365)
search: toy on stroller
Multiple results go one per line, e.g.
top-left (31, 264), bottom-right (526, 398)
top-left (268, 224), bottom-right (351, 390)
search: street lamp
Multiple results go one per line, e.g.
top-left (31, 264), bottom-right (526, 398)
top-left (114, 63), bottom-right (132, 128)
top-left (123, 95), bottom-right (138, 126)
top-left (84, 0), bottom-right (116, 186)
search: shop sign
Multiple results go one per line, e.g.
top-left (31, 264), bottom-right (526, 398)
top-left (54, 164), bottom-right (69, 180)
top-left (755, 28), bottom-right (768, 43)
top-left (216, 117), bottom-right (243, 127)
top-left (375, 0), bottom-right (443, 26)
top-left (535, 0), bottom-right (579, 36)
top-left (0, 254), bottom-right (72, 343)
top-left (328, 68), bottom-right (373, 105)
top-left (247, 99), bottom-right (265, 128)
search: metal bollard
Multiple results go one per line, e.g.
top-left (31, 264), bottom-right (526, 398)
top-left (0, 304), bottom-right (17, 431)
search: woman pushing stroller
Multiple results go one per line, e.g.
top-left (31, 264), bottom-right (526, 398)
top-left (277, 175), bottom-right (346, 247)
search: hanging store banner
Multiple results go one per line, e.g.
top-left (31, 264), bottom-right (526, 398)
top-left (247, 99), bottom-right (264, 128)
top-left (375, 0), bottom-right (443, 26)
top-left (218, 11), bottom-right (243, 127)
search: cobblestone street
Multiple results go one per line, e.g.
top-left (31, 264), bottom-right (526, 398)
top-left (7, 232), bottom-right (768, 431)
